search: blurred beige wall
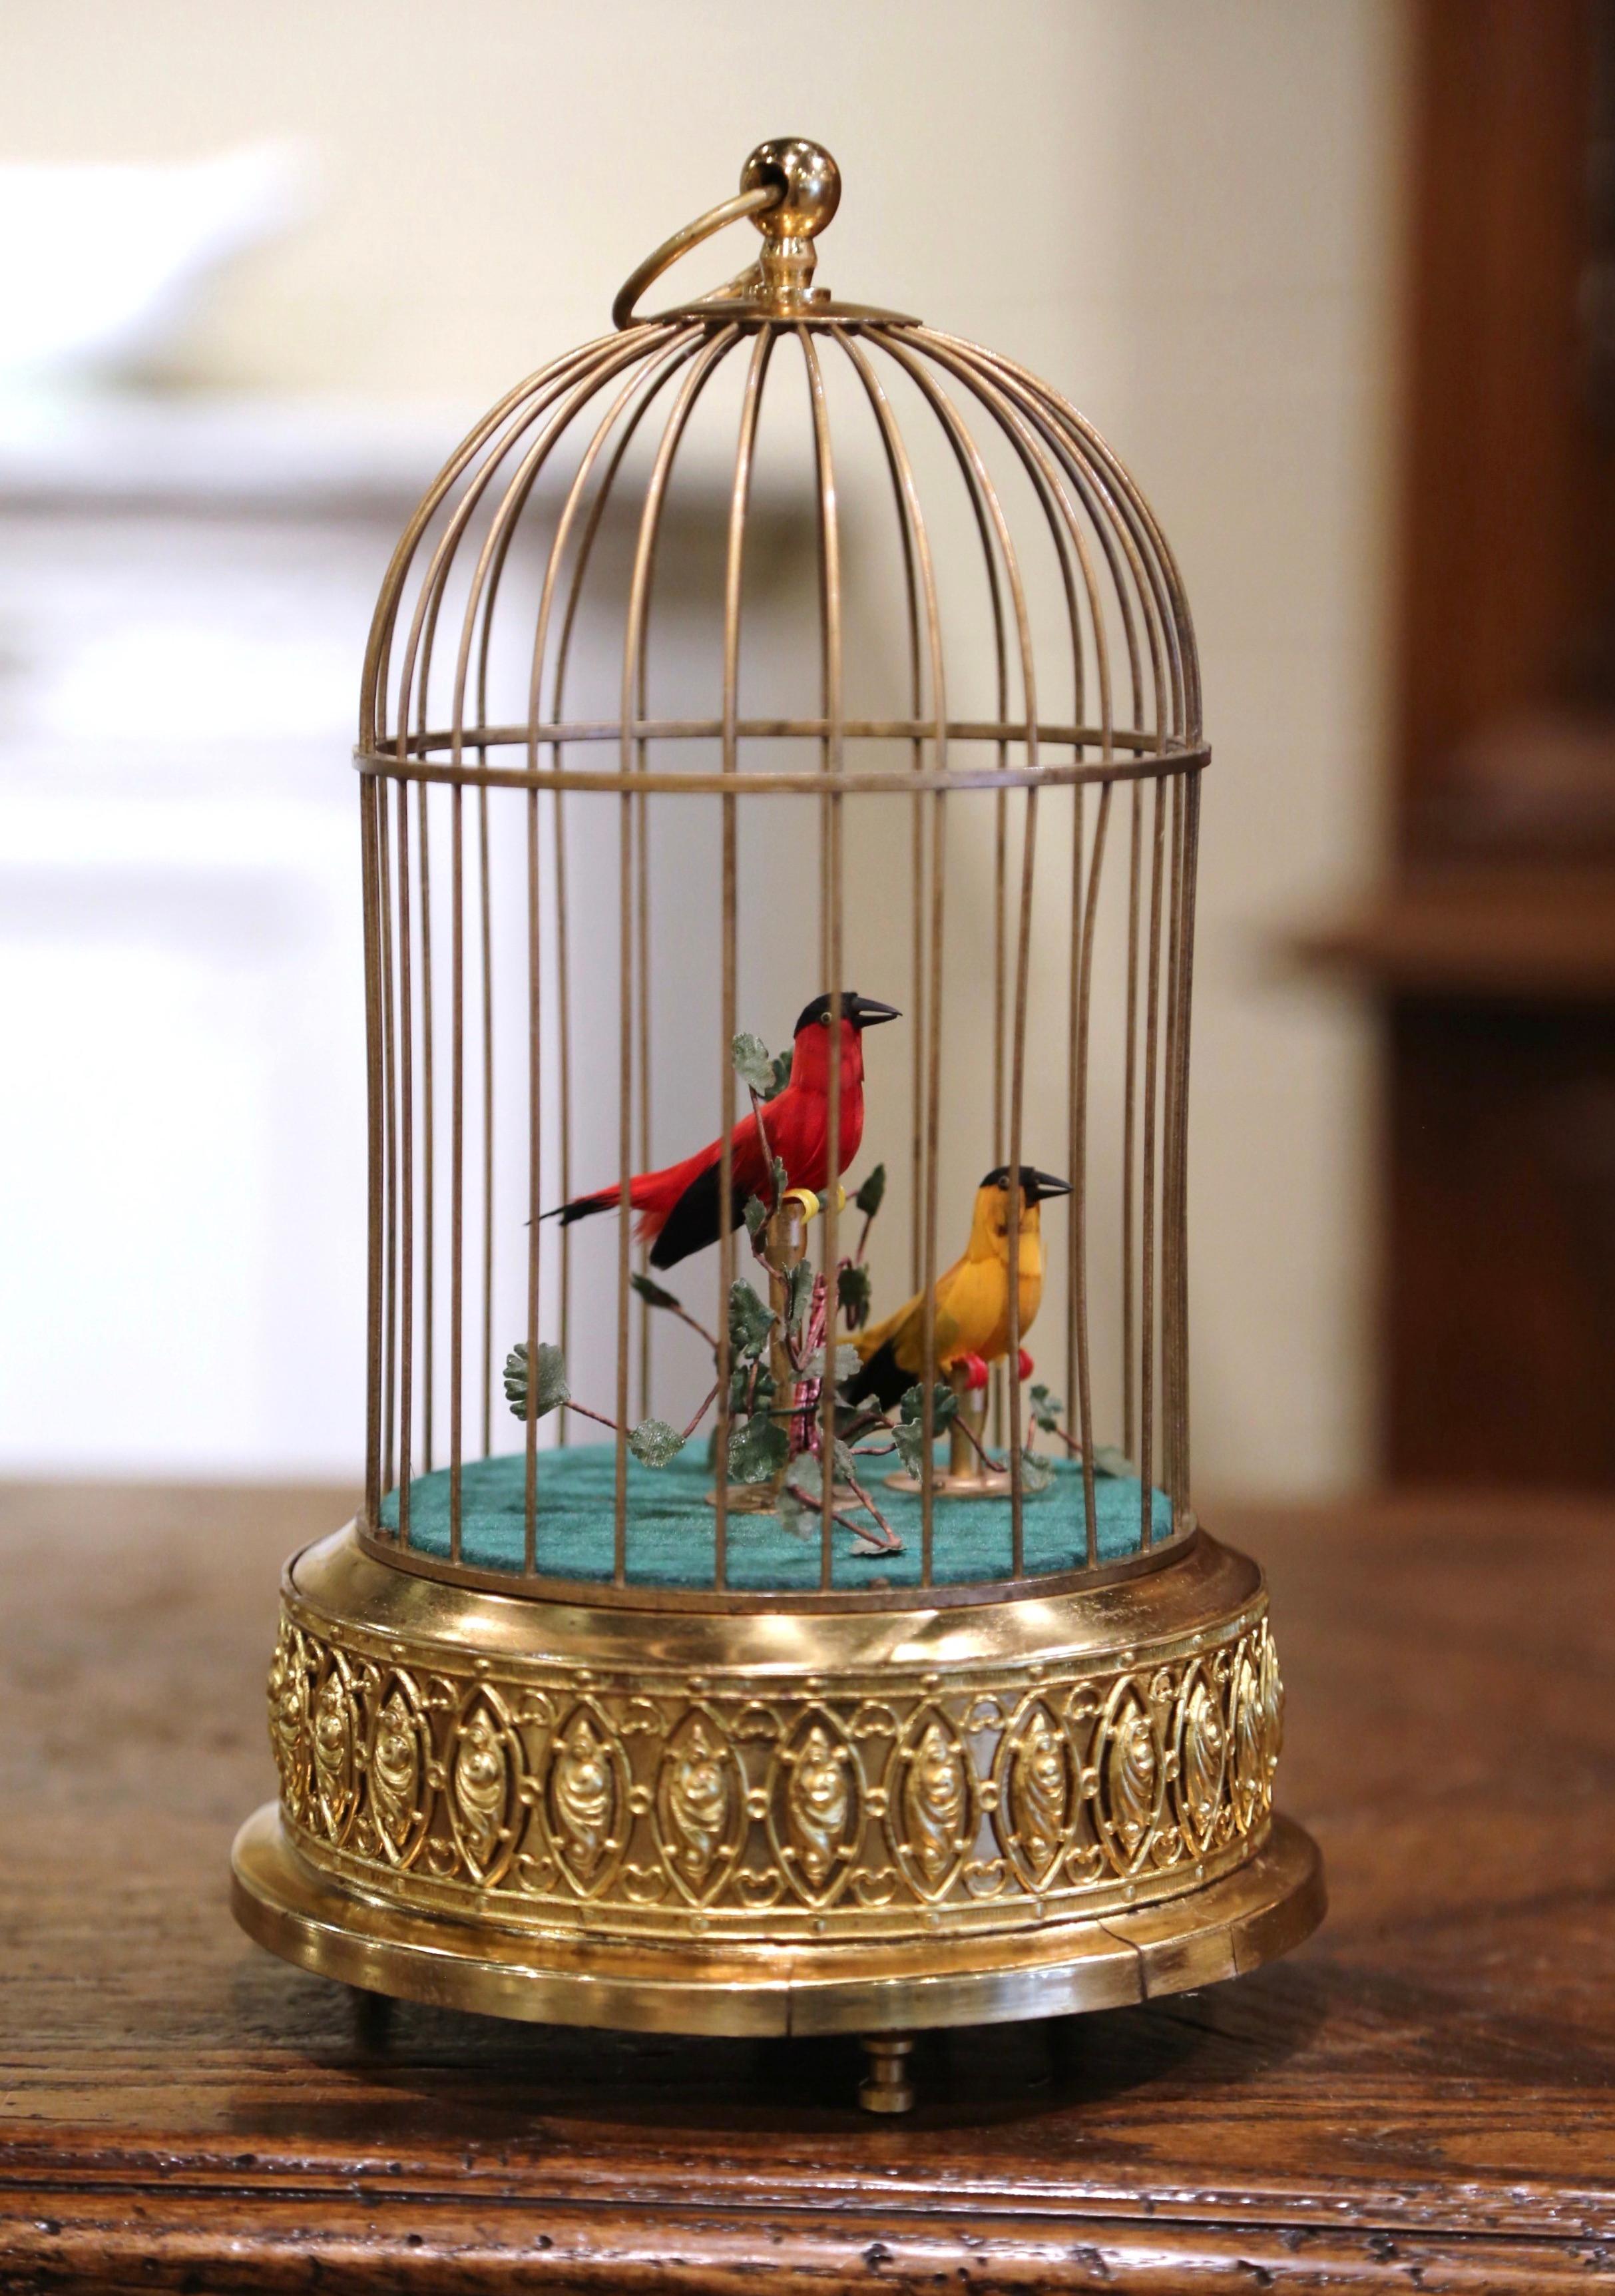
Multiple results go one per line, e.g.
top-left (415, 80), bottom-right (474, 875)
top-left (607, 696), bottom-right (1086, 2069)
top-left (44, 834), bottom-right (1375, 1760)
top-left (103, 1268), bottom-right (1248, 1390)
top-left (6, 0), bottom-right (1406, 1494)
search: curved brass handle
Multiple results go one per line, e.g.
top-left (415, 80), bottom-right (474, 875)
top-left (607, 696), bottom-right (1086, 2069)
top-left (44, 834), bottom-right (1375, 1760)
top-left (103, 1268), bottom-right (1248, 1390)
top-left (612, 182), bottom-right (782, 331)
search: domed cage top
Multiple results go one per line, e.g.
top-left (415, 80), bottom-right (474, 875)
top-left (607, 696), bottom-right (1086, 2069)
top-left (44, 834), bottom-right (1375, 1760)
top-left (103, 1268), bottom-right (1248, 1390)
top-left (355, 138), bottom-right (1206, 1608)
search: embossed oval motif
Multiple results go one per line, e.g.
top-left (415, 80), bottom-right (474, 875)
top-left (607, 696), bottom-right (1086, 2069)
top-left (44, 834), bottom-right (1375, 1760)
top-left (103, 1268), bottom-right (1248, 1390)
top-left (654, 1709), bottom-right (743, 1905)
top-left (1094, 1679), bottom-right (1165, 1875)
top-left (995, 1698), bottom-right (1074, 1889)
top-left (768, 1707), bottom-right (861, 1907)
top-left (367, 1673), bottom-right (431, 1867)
top-left (1258, 1628), bottom-right (1284, 1791)
top-left (1173, 1662), bottom-right (1227, 1856)
top-left (1228, 1642), bottom-right (1264, 1833)
top-left (447, 1686), bottom-right (521, 1885)
top-left (887, 1706), bottom-right (975, 1901)
top-left (266, 1625), bottom-right (312, 1821)
top-left (545, 1700), bottom-right (628, 1899)
top-left (309, 1658), bottom-right (359, 1844)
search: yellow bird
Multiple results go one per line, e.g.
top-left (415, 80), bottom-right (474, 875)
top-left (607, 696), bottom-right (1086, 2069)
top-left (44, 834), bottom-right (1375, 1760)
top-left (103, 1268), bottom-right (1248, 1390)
top-left (843, 1166), bottom-right (1071, 1413)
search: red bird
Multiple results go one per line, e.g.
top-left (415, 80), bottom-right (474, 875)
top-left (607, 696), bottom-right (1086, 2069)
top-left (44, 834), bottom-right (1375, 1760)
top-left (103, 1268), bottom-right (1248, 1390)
top-left (547, 991), bottom-right (899, 1269)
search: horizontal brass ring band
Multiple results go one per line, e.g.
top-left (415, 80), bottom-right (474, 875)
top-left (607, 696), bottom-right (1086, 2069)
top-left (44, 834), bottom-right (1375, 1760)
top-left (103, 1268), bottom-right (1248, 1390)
top-left (297, 1522), bottom-right (1258, 1660)
top-left (353, 1512), bottom-right (1199, 1614)
top-left (365, 718), bottom-right (1192, 755)
top-left (353, 746), bottom-right (1210, 799)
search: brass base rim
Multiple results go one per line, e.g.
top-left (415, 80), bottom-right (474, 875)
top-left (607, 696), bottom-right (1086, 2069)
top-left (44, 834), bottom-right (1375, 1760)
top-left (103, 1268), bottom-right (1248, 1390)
top-left (232, 1803), bottom-right (1324, 2038)
top-left (883, 1469), bottom-right (1015, 1498)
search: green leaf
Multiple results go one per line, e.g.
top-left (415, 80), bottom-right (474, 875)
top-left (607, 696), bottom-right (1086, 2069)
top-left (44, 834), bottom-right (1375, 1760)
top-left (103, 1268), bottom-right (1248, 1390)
top-left (898, 1381), bottom-right (958, 1431)
top-left (628, 1417), bottom-right (686, 1468)
top-left (728, 1412), bottom-right (790, 1485)
top-left (893, 1381), bottom-right (959, 1474)
top-left (1093, 1445), bottom-right (1134, 1479)
top-left (854, 1162), bottom-right (887, 1218)
top-left (502, 1341), bottom-right (569, 1421)
top-left (732, 1031), bottom-right (776, 1098)
top-left (803, 1341), bottom-right (861, 1385)
top-left (790, 1451), bottom-right (824, 1501)
top-left (770, 1154), bottom-right (789, 1208)
top-left (1019, 1445), bottom-right (1053, 1494)
top-left (892, 1418), bottom-right (928, 1476)
top-left (630, 1269), bottom-right (683, 1313)
top-left (837, 1262), bottom-right (872, 1329)
top-left (728, 1279), bottom-right (775, 1362)
top-left (785, 1259), bottom-right (814, 1337)
top-left (1028, 1381), bottom-right (1064, 1434)
top-left (831, 1437), bottom-right (860, 1488)
top-left (766, 1048), bottom-right (793, 1101)
top-left (743, 1193), bottom-right (769, 1241)
top-left (778, 1481), bottom-right (814, 1538)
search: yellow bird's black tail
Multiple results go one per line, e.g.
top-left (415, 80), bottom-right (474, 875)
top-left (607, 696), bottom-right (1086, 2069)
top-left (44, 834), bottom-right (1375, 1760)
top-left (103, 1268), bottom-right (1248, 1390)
top-left (841, 1338), bottom-right (911, 1413)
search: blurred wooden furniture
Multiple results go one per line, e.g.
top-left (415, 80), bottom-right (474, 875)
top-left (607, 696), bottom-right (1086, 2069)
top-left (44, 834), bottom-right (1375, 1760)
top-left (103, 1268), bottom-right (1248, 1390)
top-left (2, 1482), bottom-right (1611, 2291)
top-left (1307, 0), bottom-right (1615, 1483)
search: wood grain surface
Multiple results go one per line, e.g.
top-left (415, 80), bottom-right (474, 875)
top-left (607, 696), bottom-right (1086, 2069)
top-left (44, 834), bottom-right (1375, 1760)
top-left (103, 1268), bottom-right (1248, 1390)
top-left (1, 1482), bottom-right (1612, 2291)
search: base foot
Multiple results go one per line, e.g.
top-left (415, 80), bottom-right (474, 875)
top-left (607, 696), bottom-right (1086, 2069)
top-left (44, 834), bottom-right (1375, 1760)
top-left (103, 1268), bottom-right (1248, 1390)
top-left (351, 1986), bottom-right (393, 2052)
top-left (859, 2032), bottom-right (915, 2114)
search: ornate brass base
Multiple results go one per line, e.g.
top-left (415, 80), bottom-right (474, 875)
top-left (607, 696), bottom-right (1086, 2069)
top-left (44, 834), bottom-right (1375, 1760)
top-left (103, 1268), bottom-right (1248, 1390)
top-left (232, 1521), bottom-right (1324, 2100)
top-left (234, 1801), bottom-right (1321, 2038)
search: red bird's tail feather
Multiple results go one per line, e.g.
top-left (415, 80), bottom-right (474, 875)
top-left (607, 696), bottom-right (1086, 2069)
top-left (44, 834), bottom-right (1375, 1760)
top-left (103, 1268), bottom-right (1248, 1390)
top-left (545, 1138), bottom-right (734, 1248)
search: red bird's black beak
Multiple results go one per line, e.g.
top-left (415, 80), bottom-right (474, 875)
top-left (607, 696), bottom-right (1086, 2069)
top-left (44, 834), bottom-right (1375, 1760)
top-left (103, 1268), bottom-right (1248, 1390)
top-left (847, 994), bottom-right (900, 1029)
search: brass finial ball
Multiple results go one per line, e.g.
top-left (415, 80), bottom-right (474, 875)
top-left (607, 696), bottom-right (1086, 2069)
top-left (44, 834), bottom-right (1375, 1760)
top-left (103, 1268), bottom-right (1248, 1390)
top-left (742, 138), bottom-right (841, 240)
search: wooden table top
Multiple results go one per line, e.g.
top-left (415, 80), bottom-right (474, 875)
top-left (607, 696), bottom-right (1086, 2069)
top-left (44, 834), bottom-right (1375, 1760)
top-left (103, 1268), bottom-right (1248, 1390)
top-left (2, 1483), bottom-right (1612, 2292)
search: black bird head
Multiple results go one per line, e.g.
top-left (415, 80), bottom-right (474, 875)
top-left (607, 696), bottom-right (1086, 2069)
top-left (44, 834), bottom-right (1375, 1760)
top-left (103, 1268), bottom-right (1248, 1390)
top-left (982, 1164), bottom-right (1072, 1204)
top-left (793, 990), bottom-right (901, 1035)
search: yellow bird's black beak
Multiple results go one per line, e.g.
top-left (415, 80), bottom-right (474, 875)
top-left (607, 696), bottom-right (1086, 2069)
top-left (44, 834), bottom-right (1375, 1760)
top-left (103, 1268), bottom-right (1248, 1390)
top-left (982, 1164), bottom-right (1071, 1203)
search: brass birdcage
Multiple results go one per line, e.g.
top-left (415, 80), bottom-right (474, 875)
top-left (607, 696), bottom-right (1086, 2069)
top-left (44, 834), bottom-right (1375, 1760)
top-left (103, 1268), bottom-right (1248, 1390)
top-left (232, 140), bottom-right (1322, 2112)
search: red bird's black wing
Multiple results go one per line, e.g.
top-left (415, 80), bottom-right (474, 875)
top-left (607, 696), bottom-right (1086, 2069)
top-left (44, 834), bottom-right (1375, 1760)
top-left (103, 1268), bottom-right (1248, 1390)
top-left (650, 1160), bottom-right (747, 1269)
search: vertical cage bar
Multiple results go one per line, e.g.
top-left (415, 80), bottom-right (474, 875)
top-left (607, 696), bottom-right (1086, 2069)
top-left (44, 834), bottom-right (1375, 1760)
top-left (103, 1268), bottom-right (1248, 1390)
top-left (360, 776), bottom-right (385, 1534)
top-left (1064, 781), bottom-right (1084, 1480)
top-left (478, 786), bottom-right (495, 1459)
top-left (1160, 770), bottom-right (1186, 1506)
top-left (921, 781), bottom-right (947, 1584)
top-left (802, 329), bottom-right (844, 1590)
top-left (1138, 772), bottom-right (1168, 1548)
top-left (848, 346), bottom-right (927, 1296)
top-left (1176, 764), bottom-right (1203, 1507)
top-left (1072, 783), bottom-right (1112, 1563)
top-left (837, 333), bottom-right (949, 1582)
top-left (524, 780), bottom-right (542, 1576)
top-left (614, 786), bottom-right (634, 1580)
top-left (713, 328), bottom-right (773, 1589)
top-left (395, 778), bottom-right (415, 1544)
top-left (635, 793), bottom-right (652, 1416)
top-left (377, 772), bottom-right (398, 1499)
top-left (448, 784), bottom-right (465, 1559)
top-left (1122, 782), bottom-right (1142, 1460)
top-left (417, 785), bottom-right (436, 1471)
top-left (614, 328), bottom-right (741, 1583)
top-left (553, 791), bottom-right (573, 1445)
top-left (1005, 780), bottom-right (1038, 1576)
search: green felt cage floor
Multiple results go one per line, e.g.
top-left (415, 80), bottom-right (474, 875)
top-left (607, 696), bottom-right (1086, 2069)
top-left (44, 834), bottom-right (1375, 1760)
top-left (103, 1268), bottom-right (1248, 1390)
top-left (378, 1441), bottom-right (1172, 1591)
